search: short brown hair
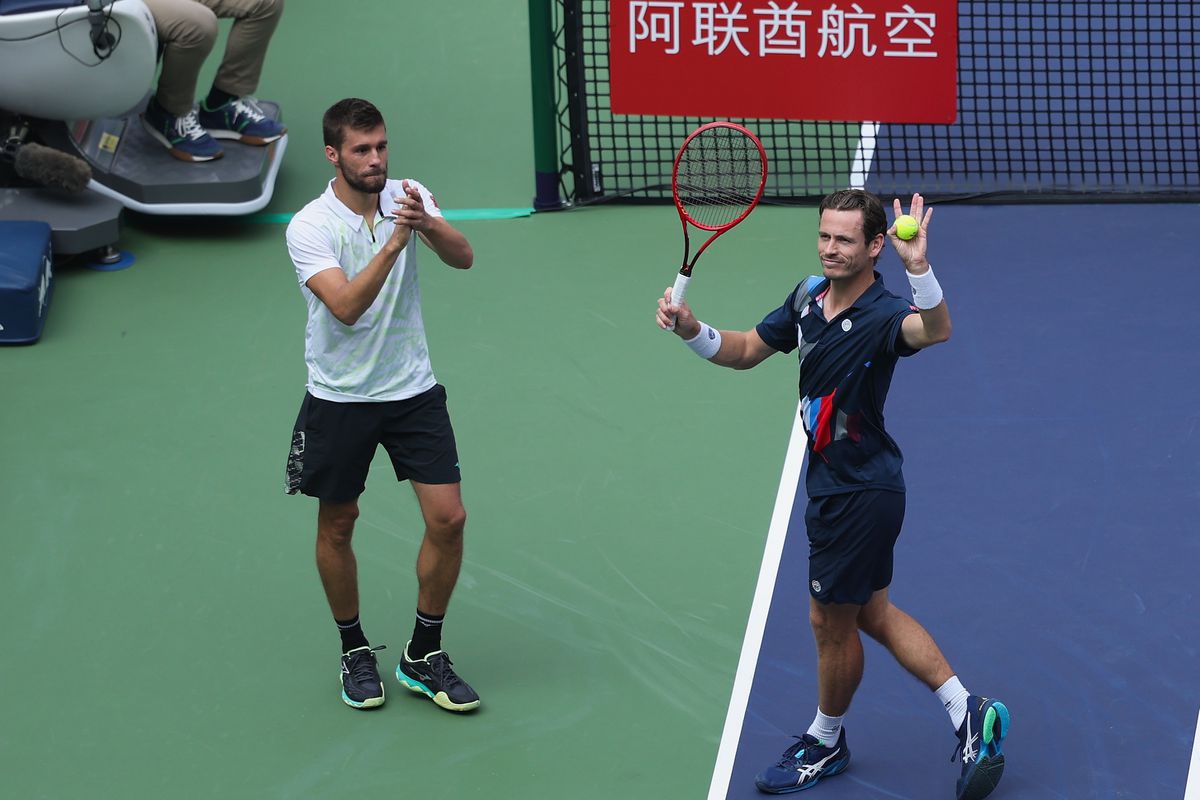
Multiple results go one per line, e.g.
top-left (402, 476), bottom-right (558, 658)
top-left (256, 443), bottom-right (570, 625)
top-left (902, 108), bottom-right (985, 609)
top-left (819, 189), bottom-right (887, 244)
top-left (322, 98), bottom-right (385, 150)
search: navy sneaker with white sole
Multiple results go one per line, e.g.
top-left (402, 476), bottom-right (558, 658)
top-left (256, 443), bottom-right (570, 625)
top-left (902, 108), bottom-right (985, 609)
top-left (198, 96), bottom-right (286, 145)
top-left (141, 101), bottom-right (223, 162)
top-left (754, 727), bottom-right (850, 794)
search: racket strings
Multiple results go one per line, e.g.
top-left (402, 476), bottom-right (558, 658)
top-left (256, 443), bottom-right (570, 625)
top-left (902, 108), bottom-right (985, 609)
top-left (676, 127), bottom-right (764, 228)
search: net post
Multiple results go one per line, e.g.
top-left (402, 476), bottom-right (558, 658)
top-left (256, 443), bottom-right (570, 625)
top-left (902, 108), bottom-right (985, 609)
top-left (529, 0), bottom-right (565, 210)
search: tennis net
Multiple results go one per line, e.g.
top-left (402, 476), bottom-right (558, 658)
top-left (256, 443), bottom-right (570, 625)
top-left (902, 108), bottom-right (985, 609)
top-left (540, 0), bottom-right (1199, 205)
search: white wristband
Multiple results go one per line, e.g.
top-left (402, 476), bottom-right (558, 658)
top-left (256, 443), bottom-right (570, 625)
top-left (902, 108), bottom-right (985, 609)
top-left (684, 322), bottom-right (722, 359)
top-left (907, 264), bottom-right (944, 309)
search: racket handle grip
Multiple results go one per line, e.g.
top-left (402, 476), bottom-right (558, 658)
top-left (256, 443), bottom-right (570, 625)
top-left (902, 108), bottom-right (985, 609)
top-left (666, 273), bottom-right (691, 332)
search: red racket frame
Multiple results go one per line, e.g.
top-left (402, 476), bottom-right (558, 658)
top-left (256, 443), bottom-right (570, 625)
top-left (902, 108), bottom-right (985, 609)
top-left (671, 121), bottom-right (768, 278)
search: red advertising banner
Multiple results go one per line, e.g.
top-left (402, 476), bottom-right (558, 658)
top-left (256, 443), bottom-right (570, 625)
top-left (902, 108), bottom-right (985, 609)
top-left (610, 0), bottom-right (958, 123)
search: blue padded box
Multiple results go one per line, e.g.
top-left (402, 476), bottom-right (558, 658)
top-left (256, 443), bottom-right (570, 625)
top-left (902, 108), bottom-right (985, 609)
top-left (0, 220), bottom-right (54, 344)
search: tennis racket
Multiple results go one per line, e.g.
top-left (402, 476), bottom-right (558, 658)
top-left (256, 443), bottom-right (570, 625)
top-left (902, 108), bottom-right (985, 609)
top-left (666, 121), bottom-right (768, 330)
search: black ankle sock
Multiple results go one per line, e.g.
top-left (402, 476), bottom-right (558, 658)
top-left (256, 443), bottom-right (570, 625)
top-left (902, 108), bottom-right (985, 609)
top-left (203, 86), bottom-right (237, 111)
top-left (147, 95), bottom-right (172, 117)
top-left (409, 609), bottom-right (444, 659)
top-left (336, 615), bottom-right (369, 654)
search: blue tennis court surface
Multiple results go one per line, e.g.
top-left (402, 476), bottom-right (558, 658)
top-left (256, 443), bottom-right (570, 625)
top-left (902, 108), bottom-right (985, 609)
top-left (715, 203), bottom-right (1200, 799)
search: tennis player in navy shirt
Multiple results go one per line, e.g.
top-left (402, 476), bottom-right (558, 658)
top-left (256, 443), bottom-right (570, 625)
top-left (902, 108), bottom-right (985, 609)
top-left (656, 190), bottom-right (1009, 800)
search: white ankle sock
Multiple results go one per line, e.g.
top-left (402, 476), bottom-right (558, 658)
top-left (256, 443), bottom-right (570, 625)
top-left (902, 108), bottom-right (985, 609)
top-left (936, 675), bottom-right (970, 731)
top-left (806, 708), bottom-right (844, 746)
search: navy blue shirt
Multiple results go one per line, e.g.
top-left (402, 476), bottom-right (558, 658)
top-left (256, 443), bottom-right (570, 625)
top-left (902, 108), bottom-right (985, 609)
top-left (756, 272), bottom-right (919, 498)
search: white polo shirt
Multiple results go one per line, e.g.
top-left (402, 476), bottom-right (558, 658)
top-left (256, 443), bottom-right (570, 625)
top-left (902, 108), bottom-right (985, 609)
top-left (286, 178), bottom-right (442, 402)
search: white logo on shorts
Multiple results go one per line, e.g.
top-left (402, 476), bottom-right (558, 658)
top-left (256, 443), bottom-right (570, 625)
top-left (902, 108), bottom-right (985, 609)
top-left (811, 579), bottom-right (822, 593)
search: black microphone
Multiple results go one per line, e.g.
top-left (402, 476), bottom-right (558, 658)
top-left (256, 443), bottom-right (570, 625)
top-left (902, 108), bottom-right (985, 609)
top-left (87, 0), bottom-right (116, 55)
top-left (13, 143), bottom-right (93, 194)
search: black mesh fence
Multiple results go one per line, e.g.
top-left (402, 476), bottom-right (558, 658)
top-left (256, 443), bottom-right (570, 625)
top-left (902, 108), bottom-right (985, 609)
top-left (551, 1), bottom-right (1199, 204)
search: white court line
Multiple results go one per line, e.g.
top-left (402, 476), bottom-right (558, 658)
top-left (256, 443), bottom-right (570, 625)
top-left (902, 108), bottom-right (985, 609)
top-left (1185, 708), bottom-right (1200, 799)
top-left (706, 123), bottom-right (882, 799)
top-left (706, 122), bottom-right (880, 799)
top-left (849, 122), bottom-right (880, 190)
top-left (706, 125), bottom-right (1197, 799)
top-left (706, 402), bottom-right (808, 800)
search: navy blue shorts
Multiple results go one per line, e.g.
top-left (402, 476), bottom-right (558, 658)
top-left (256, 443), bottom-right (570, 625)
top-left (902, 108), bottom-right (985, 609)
top-left (805, 489), bottom-right (905, 606)
top-left (285, 384), bottom-right (461, 503)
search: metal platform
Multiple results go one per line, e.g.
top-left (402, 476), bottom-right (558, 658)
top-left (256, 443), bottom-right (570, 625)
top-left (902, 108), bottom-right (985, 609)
top-left (0, 186), bottom-right (121, 255)
top-left (37, 98), bottom-right (286, 215)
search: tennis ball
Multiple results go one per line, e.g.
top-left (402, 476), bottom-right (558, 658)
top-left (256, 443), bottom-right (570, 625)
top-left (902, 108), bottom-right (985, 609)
top-left (894, 214), bottom-right (919, 241)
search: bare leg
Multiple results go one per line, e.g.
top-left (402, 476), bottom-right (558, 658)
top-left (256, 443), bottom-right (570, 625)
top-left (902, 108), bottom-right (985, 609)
top-left (857, 588), bottom-right (954, 690)
top-left (410, 481), bottom-right (467, 616)
top-left (315, 499), bottom-right (361, 620)
top-left (809, 597), bottom-right (866, 716)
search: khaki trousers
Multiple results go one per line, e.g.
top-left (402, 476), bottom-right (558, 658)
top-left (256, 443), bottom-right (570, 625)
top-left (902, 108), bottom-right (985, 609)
top-left (143, 0), bottom-right (284, 115)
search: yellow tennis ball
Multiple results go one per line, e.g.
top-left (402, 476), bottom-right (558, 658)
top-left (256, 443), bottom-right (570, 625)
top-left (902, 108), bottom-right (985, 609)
top-left (894, 214), bottom-right (919, 241)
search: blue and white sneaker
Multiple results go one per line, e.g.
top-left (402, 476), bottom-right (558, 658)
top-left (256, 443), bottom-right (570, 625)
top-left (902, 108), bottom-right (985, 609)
top-left (198, 96), bottom-right (287, 145)
top-left (141, 101), bottom-right (223, 162)
top-left (754, 728), bottom-right (850, 794)
top-left (953, 695), bottom-right (1010, 800)
top-left (340, 645), bottom-right (386, 709)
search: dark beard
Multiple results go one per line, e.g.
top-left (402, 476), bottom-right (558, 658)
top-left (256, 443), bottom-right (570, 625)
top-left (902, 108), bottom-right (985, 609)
top-left (344, 169), bottom-right (387, 194)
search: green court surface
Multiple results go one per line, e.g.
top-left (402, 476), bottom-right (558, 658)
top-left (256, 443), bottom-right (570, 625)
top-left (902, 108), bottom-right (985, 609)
top-left (259, 4), bottom-right (538, 215)
top-left (0, 5), bottom-right (852, 795)
top-left (2, 202), bottom-right (818, 797)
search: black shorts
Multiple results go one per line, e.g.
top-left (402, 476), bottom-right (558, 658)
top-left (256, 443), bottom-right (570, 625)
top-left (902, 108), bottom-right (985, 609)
top-left (805, 489), bottom-right (905, 606)
top-left (284, 384), bottom-right (461, 503)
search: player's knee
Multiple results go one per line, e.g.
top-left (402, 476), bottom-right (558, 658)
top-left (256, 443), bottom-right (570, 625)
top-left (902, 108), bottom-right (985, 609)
top-left (318, 502), bottom-right (359, 543)
top-left (426, 505), bottom-right (466, 543)
top-left (809, 604), bottom-right (853, 644)
top-left (809, 609), bottom-right (834, 642)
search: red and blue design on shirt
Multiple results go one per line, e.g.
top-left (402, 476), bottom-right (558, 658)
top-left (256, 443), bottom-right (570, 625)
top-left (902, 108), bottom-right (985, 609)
top-left (756, 273), bottom-right (919, 498)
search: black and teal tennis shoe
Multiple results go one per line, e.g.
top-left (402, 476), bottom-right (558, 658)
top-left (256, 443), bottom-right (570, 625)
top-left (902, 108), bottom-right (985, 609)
top-left (953, 695), bottom-right (1010, 800)
top-left (395, 642), bottom-right (480, 712)
top-left (340, 645), bottom-right (386, 709)
top-left (754, 728), bottom-right (850, 794)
